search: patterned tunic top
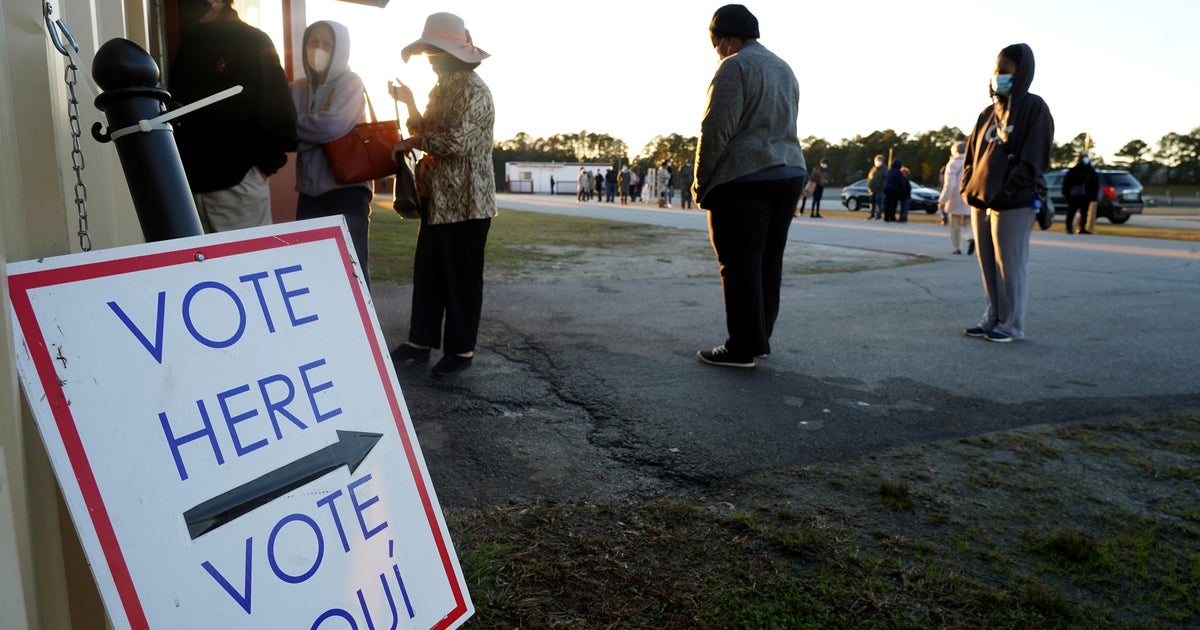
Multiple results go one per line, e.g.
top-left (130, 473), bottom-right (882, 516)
top-left (409, 69), bottom-right (497, 225)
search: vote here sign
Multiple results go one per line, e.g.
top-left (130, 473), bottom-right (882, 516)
top-left (6, 217), bottom-right (472, 630)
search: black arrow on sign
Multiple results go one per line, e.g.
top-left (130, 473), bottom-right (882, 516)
top-left (183, 430), bottom-right (383, 540)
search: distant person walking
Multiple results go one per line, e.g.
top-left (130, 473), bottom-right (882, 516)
top-left (693, 4), bottom-right (806, 368)
top-left (867, 154), bottom-right (886, 220)
top-left (1062, 151), bottom-right (1099, 234)
top-left (960, 43), bottom-right (1054, 343)
top-left (938, 141), bottom-right (973, 254)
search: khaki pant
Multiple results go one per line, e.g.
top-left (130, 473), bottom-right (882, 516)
top-left (1084, 201), bottom-right (1098, 233)
top-left (193, 167), bottom-right (272, 233)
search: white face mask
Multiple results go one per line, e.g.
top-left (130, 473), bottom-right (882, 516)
top-left (875, 160), bottom-right (883, 167)
top-left (307, 48), bottom-right (331, 73)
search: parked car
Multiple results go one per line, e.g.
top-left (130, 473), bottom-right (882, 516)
top-left (840, 178), bottom-right (939, 213)
top-left (1043, 168), bottom-right (1143, 224)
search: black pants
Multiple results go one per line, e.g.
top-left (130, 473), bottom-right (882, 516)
top-left (1065, 196), bottom-right (1088, 232)
top-left (883, 192), bottom-right (900, 221)
top-left (810, 185), bottom-right (824, 213)
top-left (298, 186), bottom-right (372, 285)
top-left (704, 176), bottom-right (805, 357)
top-left (409, 217), bottom-right (491, 354)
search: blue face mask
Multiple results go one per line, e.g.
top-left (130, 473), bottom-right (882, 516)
top-left (991, 74), bottom-right (1014, 96)
top-left (1082, 157), bottom-right (1091, 165)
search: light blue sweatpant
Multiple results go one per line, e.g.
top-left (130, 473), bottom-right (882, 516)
top-left (971, 207), bottom-right (1035, 339)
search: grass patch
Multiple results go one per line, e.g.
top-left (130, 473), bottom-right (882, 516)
top-left (442, 416), bottom-right (1200, 627)
top-left (368, 203), bottom-right (683, 285)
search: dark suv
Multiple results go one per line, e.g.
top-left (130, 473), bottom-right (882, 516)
top-left (1043, 168), bottom-right (1144, 224)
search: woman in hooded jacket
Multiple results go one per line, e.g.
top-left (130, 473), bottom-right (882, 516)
top-left (960, 43), bottom-right (1054, 343)
top-left (291, 21), bottom-right (373, 284)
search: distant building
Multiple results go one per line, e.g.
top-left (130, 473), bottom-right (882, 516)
top-left (505, 161), bottom-right (614, 194)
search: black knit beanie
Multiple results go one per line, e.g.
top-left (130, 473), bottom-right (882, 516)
top-left (710, 4), bottom-right (760, 39)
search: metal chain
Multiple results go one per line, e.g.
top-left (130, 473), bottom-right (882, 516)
top-left (63, 58), bottom-right (92, 252)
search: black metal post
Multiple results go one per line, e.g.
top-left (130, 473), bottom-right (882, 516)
top-left (91, 38), bottom-right (203, 241)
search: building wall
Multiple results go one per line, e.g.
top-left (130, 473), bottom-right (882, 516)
top-left (2, 0), bottom-right (154, 627)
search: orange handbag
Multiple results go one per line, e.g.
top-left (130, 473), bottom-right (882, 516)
top-left (321, 91), bottom-right (401, 184)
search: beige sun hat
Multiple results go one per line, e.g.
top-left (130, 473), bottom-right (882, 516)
top-left (401, 12), bottom-right (490, 63)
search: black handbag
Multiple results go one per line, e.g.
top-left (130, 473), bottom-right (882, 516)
top-left (393, 151), bottom-right (422, 220)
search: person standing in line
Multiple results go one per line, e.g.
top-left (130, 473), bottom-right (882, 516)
top-left (550, 175), bottom-right (556, 194)
top-left (605, 167), bottom-right (618, 202)
top-left (594, 168), bottom-right (604, 202)
top-left (693, 4), bottom-right (806, 368)
top-left (170, 0), bottom-right (297, 233)
top-left (807, 158), bottom-right (829, 217)
top-left (898, 165), bottom-right (913, 222)
top-left (618, 164), bottom-right (632, 204)
top-left (1061, 151), bottom-right (1099, 234)
top-left (960, 43), bottom-right (1054, 343)
top-left (679, 160), bottom-right (695, 209)
top-left (657, 161), bottom-right (672, 207)
top-left (938, 141), bottom-right (973, 255)
top-left (388, 12), bottom-right (496, 375)
top-left (867, 154), bottom-right (886, 220)
top-left (576, 167), bottom-right (589, 202)
top-left (291, 21), bottom-right (373, 284)
top-left (882, 158), bottom-right (906, 222)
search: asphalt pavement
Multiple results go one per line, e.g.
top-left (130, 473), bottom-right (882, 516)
top-left (371, 193), bottom-right (1200, 508)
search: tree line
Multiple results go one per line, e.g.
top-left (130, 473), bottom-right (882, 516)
top-left (492, 126), bottom-right (1200, 191)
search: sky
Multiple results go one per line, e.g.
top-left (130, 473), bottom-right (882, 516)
top-left (294, 0), bottom-right (1200, 162)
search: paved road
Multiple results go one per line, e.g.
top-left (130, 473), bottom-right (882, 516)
top-left (372, 194), bottom-right (1200, 508)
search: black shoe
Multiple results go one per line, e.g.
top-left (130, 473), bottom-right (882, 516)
top-left (697, 345), bottom-right (755, 368)
top-left (1077, 229), bottom-right (1091, 235)
top-left (391, 344), bottom-right (431, 364)
top-left (432, 354), bottom-right (473, 376)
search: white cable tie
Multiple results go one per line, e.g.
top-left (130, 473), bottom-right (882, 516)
top-left (107, 86), bottom-right (243, 141)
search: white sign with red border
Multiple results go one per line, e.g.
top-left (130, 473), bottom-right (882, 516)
top-left (6, 217), bottom-right (472, 629)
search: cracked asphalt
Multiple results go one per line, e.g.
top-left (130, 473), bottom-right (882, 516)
top-left (367, 196), bottom-right (1200, 509)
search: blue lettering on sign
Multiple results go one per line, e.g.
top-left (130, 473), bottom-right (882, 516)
top-left (184, 281), bottom-right (247, 349)
top-left (269, 513), bottom-right (324, 584)
top-left (107, 265), bottom-right (319, 365)
top-left (201, 474), bottom-right (408, 620)
top-left (158, 358), bottom-right (340, 482)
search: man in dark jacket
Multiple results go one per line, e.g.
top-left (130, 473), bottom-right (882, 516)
top-left (170, 0), bottom-right (297, 233)
top-left (1061, 152), bottom-right (1099, 234)
top-left (960, 43), bottom-right (1054, 343)
top-left (881, 159), bottom-right (908, 222)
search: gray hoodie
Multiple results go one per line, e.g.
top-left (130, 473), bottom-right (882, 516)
top-left (290, 21), bottom-right (371, 197)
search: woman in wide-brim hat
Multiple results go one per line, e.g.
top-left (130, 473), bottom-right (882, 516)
top-left (388, 12), bottom-right (496, 377)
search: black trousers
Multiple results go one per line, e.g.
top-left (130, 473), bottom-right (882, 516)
top-left (704, 176), bottom-right (805, 357)
top-left (1065, 196), bottom-right (1088, 232)
top-left (409, 217), bottom-right (491, 354)
top-left (297, 186), bottom-right (372, 285)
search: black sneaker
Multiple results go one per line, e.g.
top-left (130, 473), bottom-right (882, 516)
top-left (984, 331), bottom-right (1013, 343)
top-left (964, 326), bottom-right (987, 338)
top-left (697, 345), bottom-right (755, 368)
top-left (432, 354), bottom-right (473, 376)
top-left (391, 344), bottom-right (431, 364)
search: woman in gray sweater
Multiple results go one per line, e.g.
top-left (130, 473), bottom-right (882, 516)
top-left (693, 4), bottom-right (807, 368)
